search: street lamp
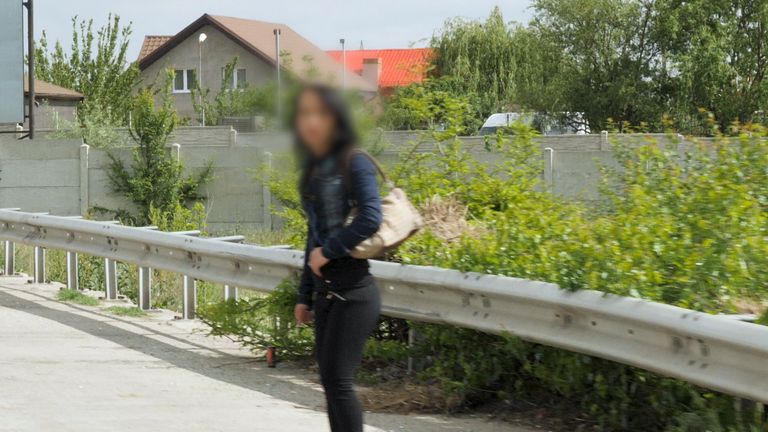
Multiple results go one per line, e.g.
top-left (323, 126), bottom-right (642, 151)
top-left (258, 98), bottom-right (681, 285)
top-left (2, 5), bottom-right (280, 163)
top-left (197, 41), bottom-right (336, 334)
top-left (198, 33), bottom-right (207, 126)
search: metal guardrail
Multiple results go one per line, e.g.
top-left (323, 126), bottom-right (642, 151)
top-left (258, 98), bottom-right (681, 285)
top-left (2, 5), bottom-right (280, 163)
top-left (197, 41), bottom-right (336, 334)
top-left (0, 209), bottom-right (766, 403)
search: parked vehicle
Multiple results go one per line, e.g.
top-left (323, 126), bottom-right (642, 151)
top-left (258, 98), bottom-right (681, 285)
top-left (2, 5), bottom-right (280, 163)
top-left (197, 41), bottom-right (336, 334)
top-left (478, 112), bottom-right (590, 135)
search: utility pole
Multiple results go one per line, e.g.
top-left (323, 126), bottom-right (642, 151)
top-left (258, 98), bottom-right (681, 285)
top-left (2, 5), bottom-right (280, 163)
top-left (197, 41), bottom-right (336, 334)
top-left (340, 38), bottom-right (346, 90)
top-left (274, 28), bottom-right (282, 123)
top-left (24, 0), bottom-right (34, 139)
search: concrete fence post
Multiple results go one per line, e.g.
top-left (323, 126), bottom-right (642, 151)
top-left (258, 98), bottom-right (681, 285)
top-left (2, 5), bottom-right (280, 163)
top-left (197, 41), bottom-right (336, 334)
top-left (229, 128), bottom-right (238, 146)
top-left (171, 143), bottom-right (181, 162)
top-left (600, 130), bottom-right (610, 151)
top-left (33, 246), bottom-right (46, 283)
top-left (138, 267), bottom-right (152, 310)
top-left (104, 258), bottom-right (118, 300)
top-left (79, 144), bottom-right (90, 216)
top-left (543, 147), bottom-right (555, 192)
top-left (66, 251), bottom-right (78, 290)
top-left (262, 151), bottom-right (273, 230)
top-left (182, 275), bottom-right (197, 319)
top-left (4, 241), bottom-right (14, 276)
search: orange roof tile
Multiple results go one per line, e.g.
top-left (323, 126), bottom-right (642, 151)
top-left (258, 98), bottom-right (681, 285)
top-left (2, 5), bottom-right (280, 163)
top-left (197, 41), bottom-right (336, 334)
top-left (326, 48), bottom-right (433, 88)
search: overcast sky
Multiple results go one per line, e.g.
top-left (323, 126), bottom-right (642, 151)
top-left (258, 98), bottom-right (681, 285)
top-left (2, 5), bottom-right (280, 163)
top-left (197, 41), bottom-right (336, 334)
top-left (34, 0), bottom-right (534, 60)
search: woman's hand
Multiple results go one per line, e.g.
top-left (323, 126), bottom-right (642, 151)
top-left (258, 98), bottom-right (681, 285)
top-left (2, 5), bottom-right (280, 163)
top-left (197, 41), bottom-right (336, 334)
top-left (294, 304), bottom-right (314, 325)
top-left (309, 247), bottom-right (330, 276)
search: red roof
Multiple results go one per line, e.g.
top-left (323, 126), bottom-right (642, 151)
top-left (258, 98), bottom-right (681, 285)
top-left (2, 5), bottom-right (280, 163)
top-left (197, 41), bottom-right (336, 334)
top-left (326, 48), bottom-right (432, 89)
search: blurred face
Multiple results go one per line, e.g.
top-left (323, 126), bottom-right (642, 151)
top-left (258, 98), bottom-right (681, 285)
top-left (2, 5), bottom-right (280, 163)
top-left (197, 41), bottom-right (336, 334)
top-left (295, 89), bottom-right (336, 157)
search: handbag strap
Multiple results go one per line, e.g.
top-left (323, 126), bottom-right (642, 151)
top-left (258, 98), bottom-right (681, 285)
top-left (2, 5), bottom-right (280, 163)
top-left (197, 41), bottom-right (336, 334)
top-left (343, 149), bottom-right (394, 192)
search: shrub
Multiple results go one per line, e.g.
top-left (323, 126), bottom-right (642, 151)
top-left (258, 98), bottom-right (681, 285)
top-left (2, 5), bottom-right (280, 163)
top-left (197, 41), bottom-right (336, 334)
top-left (197, 277), bottom-right (314, 359)
top-left (106, 71), bottom-right (212, 226)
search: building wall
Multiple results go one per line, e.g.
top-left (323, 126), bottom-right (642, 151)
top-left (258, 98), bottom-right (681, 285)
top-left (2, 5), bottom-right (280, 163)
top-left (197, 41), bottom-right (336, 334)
top-left (139, 24), bottom-right (276, 121)
top-left (32, 98), bottom-right (80, 130)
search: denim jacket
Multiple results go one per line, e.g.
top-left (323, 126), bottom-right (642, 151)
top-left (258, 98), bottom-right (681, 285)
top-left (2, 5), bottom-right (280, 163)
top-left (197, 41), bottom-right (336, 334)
top-left (297, 151), bottom-right (383, 307)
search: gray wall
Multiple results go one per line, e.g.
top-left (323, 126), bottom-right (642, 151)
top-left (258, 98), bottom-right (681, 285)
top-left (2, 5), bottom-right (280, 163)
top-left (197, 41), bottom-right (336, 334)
top-left (0, 129), bottom-right (682, 232)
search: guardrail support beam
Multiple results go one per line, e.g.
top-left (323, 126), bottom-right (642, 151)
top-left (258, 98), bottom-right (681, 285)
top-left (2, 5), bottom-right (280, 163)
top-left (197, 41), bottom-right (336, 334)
top-left (4, 241), bottom-right (14, 276)
top-left (138, 267), bottom-right (151, 310)
top-left (33, 246), bottom-right (46, 283)
top-left (66, 251), bottom-right (78, 290)
top-left (104, 258), bottom-right (118, 300)
top-left (182, 275), bottom-right (197, 319)
top-left (224, 284), bottom-right (238, 301)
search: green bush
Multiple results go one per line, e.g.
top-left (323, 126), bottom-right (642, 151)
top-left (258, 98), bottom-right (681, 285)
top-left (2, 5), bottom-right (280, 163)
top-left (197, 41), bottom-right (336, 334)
top-left (197, 277), bottom-right (314, 359)
top-left (207, 97), bottom-right (768, 428)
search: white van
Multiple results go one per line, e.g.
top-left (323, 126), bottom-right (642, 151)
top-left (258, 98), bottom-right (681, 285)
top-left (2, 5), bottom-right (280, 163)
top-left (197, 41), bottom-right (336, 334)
top-left (479, 112), bottom-right (590, 136)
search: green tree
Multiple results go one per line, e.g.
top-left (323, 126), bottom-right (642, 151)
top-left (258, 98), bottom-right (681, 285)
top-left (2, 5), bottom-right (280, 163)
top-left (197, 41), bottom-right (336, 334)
top-left (654, 0), bottom-right (768, 133)
top-left (529, 0), bottom-right (664, 131)
top-left (35, 14), bottom-right (139, 127)
top-left (429, 7), bottom-right (523, 123)
top-left (106, 71), bottom-right (212, 226)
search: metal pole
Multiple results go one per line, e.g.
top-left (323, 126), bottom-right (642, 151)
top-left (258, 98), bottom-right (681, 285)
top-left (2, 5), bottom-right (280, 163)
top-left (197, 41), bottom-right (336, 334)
top-left (340, 38), bottom-right (346, 90)
top-left (138, 267), bottom-right (151, 310)
top-left (33, 246), bottom-right (45, 283)
top-left (104, 258), bottom-right (118, 300)
top-left (182, 275), bottom-right (197, 319)
top-left (66, 251), bottom-right (78, 290)
top-left (198, 38), bottom-right (205, 126)
top-left (4, 241), bottom-right (14, 276)
top-left (24, 0), bottom-right (34, 139)
top-left (224, 285), bottom-right (238, 301)
top-left (273, 28), bottom-right (282, 123)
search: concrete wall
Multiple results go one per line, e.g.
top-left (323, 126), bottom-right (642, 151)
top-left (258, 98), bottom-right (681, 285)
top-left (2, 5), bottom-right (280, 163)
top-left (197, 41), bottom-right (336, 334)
top-left (139, 24), bottom-right (275, 121)
top-left (0, 129), bottom-right (687, 233)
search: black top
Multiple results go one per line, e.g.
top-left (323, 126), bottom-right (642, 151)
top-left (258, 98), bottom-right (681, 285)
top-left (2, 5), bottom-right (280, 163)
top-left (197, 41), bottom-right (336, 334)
top-left (297, 151), bottom-right (382, 307)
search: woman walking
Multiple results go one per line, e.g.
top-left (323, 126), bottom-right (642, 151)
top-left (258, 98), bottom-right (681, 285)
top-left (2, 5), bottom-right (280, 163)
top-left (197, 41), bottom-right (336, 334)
top-left (292, 84), bottom-right (382, 432)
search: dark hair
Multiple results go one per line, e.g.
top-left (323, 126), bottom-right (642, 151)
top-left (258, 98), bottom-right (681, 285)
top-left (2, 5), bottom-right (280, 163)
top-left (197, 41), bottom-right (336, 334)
top-left (293, 84), bottom-right (358, 199)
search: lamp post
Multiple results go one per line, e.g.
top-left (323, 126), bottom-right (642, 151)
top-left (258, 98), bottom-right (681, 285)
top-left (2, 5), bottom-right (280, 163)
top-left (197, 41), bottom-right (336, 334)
top-left (273, 28), bottom-right (282, 123)
top-left (198, 32), bottom-right (207, 127)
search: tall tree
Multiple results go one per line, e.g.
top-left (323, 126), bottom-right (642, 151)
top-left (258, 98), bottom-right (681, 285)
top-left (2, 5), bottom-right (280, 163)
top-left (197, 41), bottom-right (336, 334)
top-left (654, 0), bottom-right (768, 132)
top-left (35, 14), bottom-right (139, 126)
top-left (530, 0), bottom-right (664, 131)
top-left (430, 7), bottom-right (523, 121)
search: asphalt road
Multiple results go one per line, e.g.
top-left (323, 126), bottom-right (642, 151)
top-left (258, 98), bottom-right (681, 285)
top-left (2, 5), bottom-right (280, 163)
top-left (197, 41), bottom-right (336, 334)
top-left (0, 279), bottom-right (537, 432)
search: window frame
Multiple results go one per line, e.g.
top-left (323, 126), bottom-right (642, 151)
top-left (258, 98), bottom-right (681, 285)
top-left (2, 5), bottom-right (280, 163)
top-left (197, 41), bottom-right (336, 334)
top-left (172, 69), bottom-right (197, 94)
top-left (222, 67), bottom-right (247, 90)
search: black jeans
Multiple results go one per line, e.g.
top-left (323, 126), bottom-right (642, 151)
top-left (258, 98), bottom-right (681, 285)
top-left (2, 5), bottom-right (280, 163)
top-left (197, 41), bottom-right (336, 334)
top-left (314, 274), bottom-right (381, 432)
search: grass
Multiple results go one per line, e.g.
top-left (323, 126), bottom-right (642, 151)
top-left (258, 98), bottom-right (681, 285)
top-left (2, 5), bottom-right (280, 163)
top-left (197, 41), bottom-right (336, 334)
top-left (104, 306), bottom-right (148, 317)
top-left (57, 289), bottom-right (100, 306)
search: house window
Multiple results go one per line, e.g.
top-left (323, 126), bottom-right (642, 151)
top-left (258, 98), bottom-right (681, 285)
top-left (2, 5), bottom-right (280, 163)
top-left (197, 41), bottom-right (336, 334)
top-left (173, 69), bottom-right (197, 93)
top-left (222, 67), bottom-right (247, 89)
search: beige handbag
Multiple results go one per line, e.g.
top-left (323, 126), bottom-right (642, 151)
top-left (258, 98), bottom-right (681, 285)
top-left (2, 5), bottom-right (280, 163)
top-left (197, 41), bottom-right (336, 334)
top-left (345, 151), bottom-right (424, 259)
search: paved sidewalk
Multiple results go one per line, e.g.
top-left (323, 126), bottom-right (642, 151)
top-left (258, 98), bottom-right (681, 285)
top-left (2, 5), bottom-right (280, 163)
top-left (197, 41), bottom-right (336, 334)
top-left (0, 279), bottom-right (536, 432)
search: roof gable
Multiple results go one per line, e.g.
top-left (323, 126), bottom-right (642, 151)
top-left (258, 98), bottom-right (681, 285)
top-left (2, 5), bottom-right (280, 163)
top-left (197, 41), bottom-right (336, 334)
top-left (138, 14), bottom-right (376, 92)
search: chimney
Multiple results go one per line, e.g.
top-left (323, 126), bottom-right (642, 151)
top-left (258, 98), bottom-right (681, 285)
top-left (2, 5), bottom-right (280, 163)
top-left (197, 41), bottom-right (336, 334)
top-left (362, 58), bottom-right (381, 86)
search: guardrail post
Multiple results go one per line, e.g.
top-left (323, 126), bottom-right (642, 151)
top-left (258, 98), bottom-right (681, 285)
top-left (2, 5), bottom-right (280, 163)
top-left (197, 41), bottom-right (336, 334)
top-left (138, 267), bottom-right (151, 310)
top-left (224, 284), bottom-right (238, 301)
top-left (182, 275), bottom-right (197, 319)
top-left (33, 246), bottom-right (46, 283)
top-left (4, 241), bottom-right (14, 276)
top-left (104, 258), bottom-right (118, 300)
top-left (407, 327), bottom-right (416, 375)
top-left (66, 251), bottom-right (78, 290)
